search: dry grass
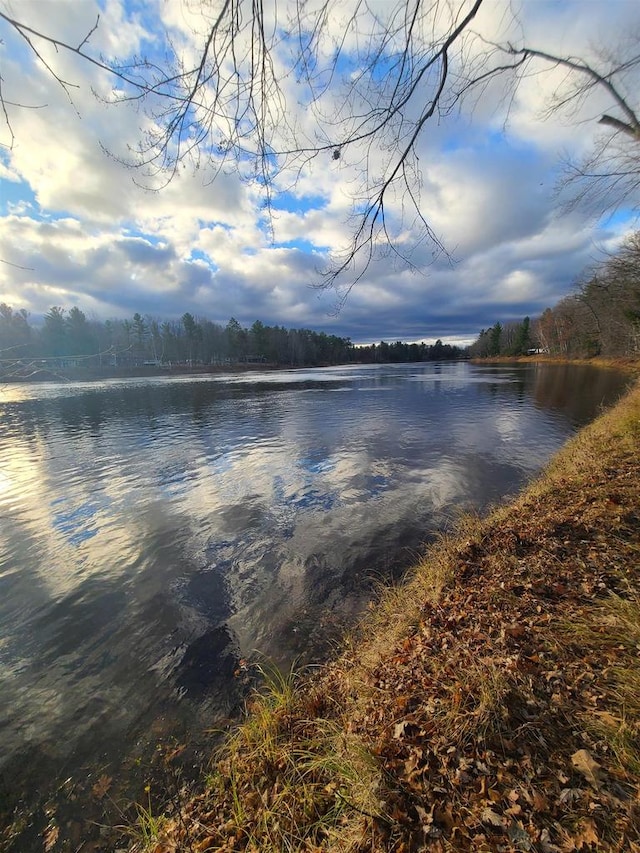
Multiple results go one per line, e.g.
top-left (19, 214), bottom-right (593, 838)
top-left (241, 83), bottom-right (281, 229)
top-left (472, 355), bottom-right (640, 373)
top-left (560, 594), bottom-right (640, 779)
top-left (129, 378), bottom-right (640, 853)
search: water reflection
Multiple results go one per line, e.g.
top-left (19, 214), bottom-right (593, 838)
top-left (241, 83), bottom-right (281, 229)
top-left (0, 362), bottom-right (630, 847)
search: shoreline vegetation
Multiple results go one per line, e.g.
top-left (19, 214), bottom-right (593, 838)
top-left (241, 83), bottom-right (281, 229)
top-left (2, 354), bottom-right (637, 386)
top-left (123, 363), bottom-right (640, 853)
top-left (471, 355), bottom-right (640, 371)
top-left (0, 304), bottom-right (464, 384)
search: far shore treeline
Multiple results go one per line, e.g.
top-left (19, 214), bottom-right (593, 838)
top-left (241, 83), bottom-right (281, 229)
top-left (0, 307), bottom-right (464, 372)
top-left (3, 230), bottom-right (639, 374)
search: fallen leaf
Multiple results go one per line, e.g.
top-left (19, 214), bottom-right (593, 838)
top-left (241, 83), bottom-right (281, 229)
top-left (559, 787), bottom-right (583, 805)
top-left (434, 802), bottom-right (455, 832)
top-left (92, 773), bottom-right (112, 799)
top-left (574, 818), bottom-right (599, 849)
top-left (43, 825), bottom-right (59, 852)
top-left (571, 749), bottom-right (602, 788)
top-left (539, 828), bottom-right (561, 852)
top-left (415, 803), bottom-right (433, 826)
top-left (394, 720), bottom-right (408, 739)
top-left (592, 710), bottom-right (620, 728)
top-left (508, 820), bottom-right (533, 850)
top-left (531, 790), bottom-right (549, 811)
top-left (480, 807), bottom-right (505, 827)
top-left (404, 751), bottom-right (421, 775)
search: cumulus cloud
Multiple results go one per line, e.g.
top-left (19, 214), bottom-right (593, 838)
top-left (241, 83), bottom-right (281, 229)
top-left (0, 0), bottom-right (637, 344)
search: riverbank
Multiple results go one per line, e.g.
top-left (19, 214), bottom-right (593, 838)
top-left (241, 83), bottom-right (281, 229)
top-left (472, 354), bottom-right (640, 373)
top-left (124, 375), bottom-right (640, 851)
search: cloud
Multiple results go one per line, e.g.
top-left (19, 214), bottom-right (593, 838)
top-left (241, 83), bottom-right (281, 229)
top-left (419, 140), bottom-right (554, 256)
top-left (118, 237), bottom-right (176, 266)
top-left (0, 0), bottom-right (638, 346)
top-left (0, 212), bottom-right (340, 327)
top-left (0, 161), bottom-right (21, 183)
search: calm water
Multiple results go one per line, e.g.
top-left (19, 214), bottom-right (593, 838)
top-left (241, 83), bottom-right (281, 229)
top-left (0, 361), bottom-right (630, 845)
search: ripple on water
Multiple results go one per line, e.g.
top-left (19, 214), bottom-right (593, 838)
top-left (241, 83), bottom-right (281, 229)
top-left (0, 362), bottom-right (632, 851)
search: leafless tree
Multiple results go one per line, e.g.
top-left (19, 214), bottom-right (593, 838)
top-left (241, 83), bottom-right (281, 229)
top-left (579, 231), bottom-right (640, 354)
top-left (0, 1), bottom-right (638, 298)
top-left (505, 43), bottom-right (640, 216)
top-left (532, 230), bottom-right (640, 358)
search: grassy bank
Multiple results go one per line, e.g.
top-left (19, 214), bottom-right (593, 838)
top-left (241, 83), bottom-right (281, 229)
top-left (471, 355), bottom-right (640, 373)
top-left (131, 377), bottom-right (640, 853)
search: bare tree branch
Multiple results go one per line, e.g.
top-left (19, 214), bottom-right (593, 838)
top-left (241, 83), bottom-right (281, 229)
top-left (489, 42), bottom-right (640, 215)
top-left (0, 259), bottom-right (34, 271)
top-left (1, 1), bottom-right (639, 297)
top-left (505, 45), bottom-right (640, 138)
top-left (599, 113), bottom-right (640, 139)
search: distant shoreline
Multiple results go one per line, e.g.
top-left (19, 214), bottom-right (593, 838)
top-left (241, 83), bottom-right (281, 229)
top-left (3, 354), bottom-right (637, 386)
top-left (0, 358), bottom-right (471, 385)
top-left (0, 362), bottom-right (296, 384)
top-left (472, 353), bottom-right (640, 371)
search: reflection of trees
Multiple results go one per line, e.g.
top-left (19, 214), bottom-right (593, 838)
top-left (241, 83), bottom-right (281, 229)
top-left (1, 359), bottom-right (630, 851)
top-left (531, 364), bottom-right (629, 424)
top-left (472, 364), bottom-right (628, 425)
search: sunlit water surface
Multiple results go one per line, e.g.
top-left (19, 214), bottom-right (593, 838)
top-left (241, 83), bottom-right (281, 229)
top-left (0, 361), bottom-right (630, 846)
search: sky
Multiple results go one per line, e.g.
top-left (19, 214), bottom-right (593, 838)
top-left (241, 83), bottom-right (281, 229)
top-left (0, 0), bottom-right (638, 346)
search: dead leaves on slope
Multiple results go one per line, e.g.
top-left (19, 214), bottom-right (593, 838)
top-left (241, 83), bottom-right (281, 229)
top-left (344, 457), bottom-right (640, 851)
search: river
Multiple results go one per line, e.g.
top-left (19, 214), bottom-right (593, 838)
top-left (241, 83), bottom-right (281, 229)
top-left (0, 361), bottom-right (630, 849)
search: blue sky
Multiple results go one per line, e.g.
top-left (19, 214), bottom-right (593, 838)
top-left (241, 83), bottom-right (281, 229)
top-left (0, 0), bottom-right (638, 345)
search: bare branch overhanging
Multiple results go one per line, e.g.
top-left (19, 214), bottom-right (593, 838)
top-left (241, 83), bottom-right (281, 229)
top-left (0, 1), bottom-right (639, 294)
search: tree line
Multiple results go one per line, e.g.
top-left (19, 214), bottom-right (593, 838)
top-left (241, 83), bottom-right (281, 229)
top-left (354, 339), bottom-right (464, 363)
top-left (470, 231), bottom-right (640, 359)
top-left (0, 306), bottom-right (465, 371)
top-left (469, 318), bottom-right (532, 359)
top-left (0, 308), bottom-right (353, 368)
